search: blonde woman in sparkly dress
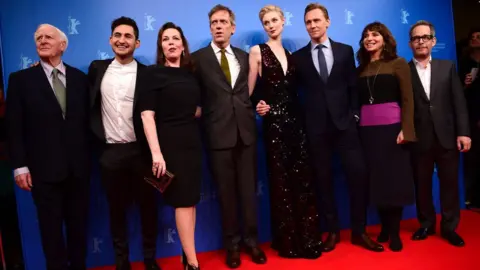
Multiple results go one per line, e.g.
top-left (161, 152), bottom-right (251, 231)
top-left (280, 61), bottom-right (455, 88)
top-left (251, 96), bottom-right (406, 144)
top-left (248, 5), bottom-right (322, 259)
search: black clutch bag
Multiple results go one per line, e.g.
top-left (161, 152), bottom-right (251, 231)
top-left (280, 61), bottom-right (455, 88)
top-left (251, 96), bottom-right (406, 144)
top-left (144, 170), bottom-right (175, 193)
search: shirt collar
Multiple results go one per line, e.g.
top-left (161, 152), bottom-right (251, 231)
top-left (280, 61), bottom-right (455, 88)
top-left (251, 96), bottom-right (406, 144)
top-left (211, 41), bottom-right (234, 55)
top-left (111, 58), bottom-right (137, 68)
top-left (413, 56), bottom-right (432, 67)
top-left (41, 60), bottom-right (66, 77)
top-left (311, 37), bottom-right (331, 51)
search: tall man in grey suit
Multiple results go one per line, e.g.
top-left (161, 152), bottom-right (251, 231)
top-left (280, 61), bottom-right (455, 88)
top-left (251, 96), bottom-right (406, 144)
top-left (408, 20), bottom-right (471, 247)
top-left (192, 4), bottom-right (266, 269)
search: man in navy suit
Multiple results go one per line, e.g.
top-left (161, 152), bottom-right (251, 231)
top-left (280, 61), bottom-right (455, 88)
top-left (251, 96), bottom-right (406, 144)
top-left (286, 3), bottom-right (383, 253)
top-left (6, 24), bottom-right (90, 270)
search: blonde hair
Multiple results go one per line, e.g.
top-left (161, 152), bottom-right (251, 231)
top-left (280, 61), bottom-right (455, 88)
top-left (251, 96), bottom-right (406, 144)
top-left (259, 5), bottom-right (284, 22)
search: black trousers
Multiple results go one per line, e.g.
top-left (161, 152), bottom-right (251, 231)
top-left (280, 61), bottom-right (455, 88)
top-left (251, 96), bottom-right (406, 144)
top-left (308, 119), bottom-right (369, 235)
top-left (412, 138), bottom-right (460, 232)
top-left (99, 143), bottom-right (158, 263)
top-left (208, 137), bottom-right (258, 250)
top-left (463, 122), bottom-right (480, 205)
top-left (378, 207), bottom-right (403, 237)
top-left (0, 180), bottom-right (24, 269)
top-left (31, 176), bottom-right (89, 270)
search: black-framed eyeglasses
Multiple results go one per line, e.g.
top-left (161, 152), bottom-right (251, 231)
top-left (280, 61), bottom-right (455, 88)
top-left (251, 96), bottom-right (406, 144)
top-left (410, 35), bottom-right (434, 43)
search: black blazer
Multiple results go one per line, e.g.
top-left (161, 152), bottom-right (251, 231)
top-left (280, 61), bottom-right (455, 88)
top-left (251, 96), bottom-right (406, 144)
top-left (409, 59), bottom-right (470, 151)
top-left (293, 39), bottom-right (358, 135)
top-left (87, 59), bottom-right (146, 148)
top-left (192, 45), bottom-right (256, 149)
top-left (5, 64), bottom-right (90, 183)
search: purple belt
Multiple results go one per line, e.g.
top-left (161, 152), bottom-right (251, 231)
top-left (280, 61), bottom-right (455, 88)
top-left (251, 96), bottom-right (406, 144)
top-left (359, 102), bottom-right (401, 127)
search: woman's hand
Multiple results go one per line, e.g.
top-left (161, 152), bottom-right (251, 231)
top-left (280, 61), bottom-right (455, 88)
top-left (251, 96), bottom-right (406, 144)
top-left (152, 152), bottom-right (166, 178)
top-left (256, 100), bottom-right (271, 116)
top-left (396, 130), bottom-right (406, 144)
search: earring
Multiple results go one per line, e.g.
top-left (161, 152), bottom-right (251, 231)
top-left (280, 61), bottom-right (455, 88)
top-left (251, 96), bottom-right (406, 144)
top-left (182, 51), bottom-right (185, 57)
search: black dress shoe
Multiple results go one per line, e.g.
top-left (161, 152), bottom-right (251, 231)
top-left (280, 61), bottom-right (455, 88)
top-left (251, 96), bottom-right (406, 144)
top-left (389, 236), bottom-right (403, 252)
top-left (144, 259), bottom-right (161, 270)
top-left (411, 227), bottom-right (435, 241)
top-left (321, 233), bottom-right (340, 252)
top-left (441, 231), bottom-right (465, 247)
top-left (351, 233), bottom-right (384, 252)
top-left (226, 248), bottom-right (241, 269)
top-left (245, 246), bottom-right (267, 264)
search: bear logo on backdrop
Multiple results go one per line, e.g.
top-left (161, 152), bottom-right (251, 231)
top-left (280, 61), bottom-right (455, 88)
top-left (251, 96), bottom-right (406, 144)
top-left (401, 8), bottom-right (410, 24)
top-left (284, 9), bottom-right (294, 26)
top-left (164, 228), bottom-right (177, 244)
top-left (68, 16), bottom-right (80, 35)
top-left (97, 50), bottom-right (112, 60)
top-left (92, 237), bottom-right (104, 254)
top-left (18, 54), bottom-right (32, 70)
top-left (144, 14), bottom-right (156, 31)
top-left (345, 9), bottom-right (354, 25)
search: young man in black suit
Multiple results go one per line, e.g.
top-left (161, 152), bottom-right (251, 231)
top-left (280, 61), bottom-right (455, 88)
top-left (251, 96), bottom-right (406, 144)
top-left (87, 17), bottom-right (159, 270)
top-left (6, 24), bottom-right (90, 270)
top-left (292, 3), bottom-right (383, 253)
top-left (192, 4), bottom-right (266, 269)
top-left (408, 20), bottom-right (471, 247)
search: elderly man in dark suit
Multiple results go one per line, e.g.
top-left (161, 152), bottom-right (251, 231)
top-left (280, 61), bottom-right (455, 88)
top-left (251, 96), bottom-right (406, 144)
top-left (6, 23), bottom-right (90, 270)
top-left (408, 20), bottom-right (471, 247)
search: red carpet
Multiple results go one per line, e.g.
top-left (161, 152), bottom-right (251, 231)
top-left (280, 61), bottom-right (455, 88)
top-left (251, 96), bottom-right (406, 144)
top-left (92, 210), bottom-right (479, 270)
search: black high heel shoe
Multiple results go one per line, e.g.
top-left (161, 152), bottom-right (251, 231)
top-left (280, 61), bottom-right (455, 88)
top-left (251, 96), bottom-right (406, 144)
top-left (182, 250), bottom-right (200, 270)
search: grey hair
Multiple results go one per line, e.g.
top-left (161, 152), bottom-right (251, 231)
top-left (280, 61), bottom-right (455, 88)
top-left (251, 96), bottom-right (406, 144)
top-left (34, 24), bottom-right (69, 50)
top-left (409, 20), bottom-right (436, 38)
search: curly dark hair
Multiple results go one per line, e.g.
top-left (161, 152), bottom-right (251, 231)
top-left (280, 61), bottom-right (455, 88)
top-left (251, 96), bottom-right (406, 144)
top-left (356, 22), bottom-right (398, 71)
top-left (156, 22), bottom-right (194, 71)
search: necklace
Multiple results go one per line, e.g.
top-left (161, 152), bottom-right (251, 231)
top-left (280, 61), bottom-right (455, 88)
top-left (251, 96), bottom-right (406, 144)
top-left (366, 63), bottom-right (383, 104)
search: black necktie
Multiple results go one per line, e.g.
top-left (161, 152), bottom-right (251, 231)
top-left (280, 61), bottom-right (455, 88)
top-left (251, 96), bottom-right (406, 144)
top-left (316, 44), bottom-right (328, 83)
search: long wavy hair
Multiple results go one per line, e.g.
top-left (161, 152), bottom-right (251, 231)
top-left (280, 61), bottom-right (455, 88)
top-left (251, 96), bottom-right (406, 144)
top-left (156, 22), bottom-right (194, 71)
top-left (356, 22), bottom-right (398, 72)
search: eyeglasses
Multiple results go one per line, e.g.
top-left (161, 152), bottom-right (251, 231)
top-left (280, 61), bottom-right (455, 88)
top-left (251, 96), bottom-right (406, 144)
top-left (410, 35), bottom-right (434, 43)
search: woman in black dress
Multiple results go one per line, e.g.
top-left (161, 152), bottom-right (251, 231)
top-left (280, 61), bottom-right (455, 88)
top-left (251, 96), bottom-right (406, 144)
top-left (249, 5), bottom-right (322, 259)
top-left (138, 22), bottom-right (201, 270)
top-left (356, 22), bottom-right (416, 251)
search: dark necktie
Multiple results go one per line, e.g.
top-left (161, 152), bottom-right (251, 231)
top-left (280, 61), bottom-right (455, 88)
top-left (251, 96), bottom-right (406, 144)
top-left (316, 44), bottom-right (328, 83)
top-left (52, 68), bottom-right (67, 117)
top-left (220, 49), bottom-right (232, 86)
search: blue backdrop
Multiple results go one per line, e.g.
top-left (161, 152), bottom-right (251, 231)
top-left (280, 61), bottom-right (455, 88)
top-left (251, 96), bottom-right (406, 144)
top-left (0, 0), bottom-right (462, 269)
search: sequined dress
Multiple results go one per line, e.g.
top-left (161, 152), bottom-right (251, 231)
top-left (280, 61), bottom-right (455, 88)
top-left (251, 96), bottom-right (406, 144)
top-left (255, 43), bottom-right (322, 259)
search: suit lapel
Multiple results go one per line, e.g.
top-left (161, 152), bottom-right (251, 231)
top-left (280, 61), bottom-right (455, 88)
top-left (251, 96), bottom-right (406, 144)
top-left (302, 43), bottom-right (322, 83)
top-left (409, 60), bottom-right (429, 102)
top-left (91, 59), bottom-right (112, 108)
top-left (133, 61), bottom-right (145, 110)
top-left (34, 65), bottom-right (64, 115)
top-left (329, 39), bottom-right (339, 80)
top-left (429, 59), bottom-right (439, 101)
top-left (232, 46), bottom-right (245, 91)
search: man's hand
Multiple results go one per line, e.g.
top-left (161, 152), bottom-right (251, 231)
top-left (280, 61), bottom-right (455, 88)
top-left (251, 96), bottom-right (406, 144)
top-left (256, 100), bottom-right (271, 116)
top-left (457, 136), bottom-right (472, 152)
top-left (465, 73), bottom-right (473, 86)
top-left (15, 173), bottom-right (32, 191)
